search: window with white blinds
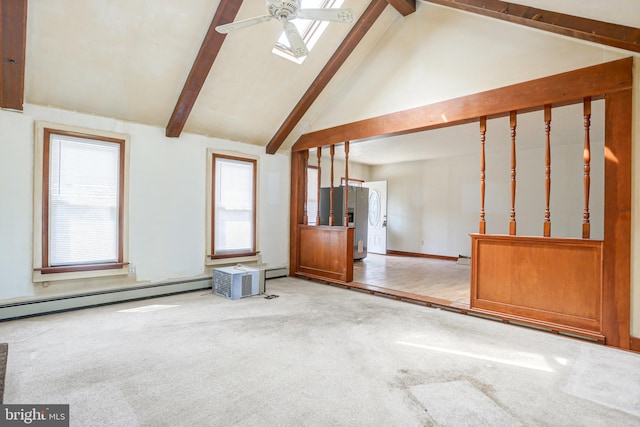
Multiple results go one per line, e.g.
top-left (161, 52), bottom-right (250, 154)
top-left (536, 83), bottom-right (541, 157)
top-left (212, 154), bottom-right (257, 257)
top-left (47, 134), bottom-right (121, 266)
top-left (42, 129), bottom-right (124, 273)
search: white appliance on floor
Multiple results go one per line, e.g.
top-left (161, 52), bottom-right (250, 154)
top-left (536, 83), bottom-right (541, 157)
top-left (212, 265), bottom-right (264, 300)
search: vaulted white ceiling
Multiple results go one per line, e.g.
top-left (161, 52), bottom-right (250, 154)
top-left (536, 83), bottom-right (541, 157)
top-left (24, 0), bottom-right (397, 146)
top-left (21, 0), bottom-right (639, 164)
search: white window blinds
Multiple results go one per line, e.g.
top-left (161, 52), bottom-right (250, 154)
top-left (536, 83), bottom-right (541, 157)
top-left (214, 156), bottom-right (255, 255)
top-left (48, 134), bottom-right (120, 266)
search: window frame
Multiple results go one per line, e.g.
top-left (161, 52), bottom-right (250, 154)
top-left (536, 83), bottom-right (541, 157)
top-left (33, 122), bottom-right (130, 282)
top-left (206, 149), bottom-right (259, 264)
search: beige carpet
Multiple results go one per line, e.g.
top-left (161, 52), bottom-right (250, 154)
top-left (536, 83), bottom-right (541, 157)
top-left (1, 278), bottom-right (639, 425)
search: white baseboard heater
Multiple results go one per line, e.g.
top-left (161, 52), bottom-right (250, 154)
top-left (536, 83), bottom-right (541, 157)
top-left (0, 278), bottom-right (211, 321)
top-left (0, 266), bottom-right (290, 320)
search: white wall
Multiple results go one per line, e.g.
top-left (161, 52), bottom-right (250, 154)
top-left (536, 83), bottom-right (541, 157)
top-left (370, 139), bottom-right (604, 257)
top-left (0, 105), bottom-right (290, 301)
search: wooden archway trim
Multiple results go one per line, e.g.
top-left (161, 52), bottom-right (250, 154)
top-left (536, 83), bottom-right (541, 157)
top-left (290, 57), bottom-right (633, 349)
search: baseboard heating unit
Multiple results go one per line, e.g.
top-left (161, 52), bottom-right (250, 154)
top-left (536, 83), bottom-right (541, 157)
top-left (0, 277), bottom-right (211, 321)
top-left (212, 265), bottom-right (264, 300)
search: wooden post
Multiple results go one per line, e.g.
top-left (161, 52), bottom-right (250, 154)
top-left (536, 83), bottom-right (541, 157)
top-left (479, 117), bottom-right (486, 234)
top-left (509, 111), bottom-right (517, 236)
top-left (289, 151), bottom-right (307, 277)
top-left (303, 150), bottom-right (309, 225)
top-left (316, 147), bottom-right (322, 226)
top-left (583, 97), bottom-right (591, 239)
top-left (329, 144), bottom-right (335, 226)
top-left (344, 141), bottom-right (350, 227)
top-left (544, 105), bottom-right (552, 237)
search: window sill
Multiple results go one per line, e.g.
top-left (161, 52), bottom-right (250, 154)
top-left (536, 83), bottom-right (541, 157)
top-left (33, 264), bottom-right (130, 283)
top-left (206, 253), bottom-right (261, 267)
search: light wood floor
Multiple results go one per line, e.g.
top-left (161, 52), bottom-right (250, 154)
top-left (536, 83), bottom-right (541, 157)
top-left (353, 253), bottom-right (471, 304)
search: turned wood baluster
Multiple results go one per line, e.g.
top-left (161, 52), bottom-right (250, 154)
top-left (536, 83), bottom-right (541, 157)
top-left (303, 150), bottom-right (309, 225)
top-left (329, 144), bottom-right (335, 226)
top-left (583, 97), bottom-right (592, 239)
top-left (509, 111), bottom-right (517, 236)
top-left (544, 105), bottom-right (552, 237)
top-left (344, 141), bottom-right (350, 227)
top-left (316, 147), bottom-right (322, 226)
top-left (479, 117), bottom-right (487, 234)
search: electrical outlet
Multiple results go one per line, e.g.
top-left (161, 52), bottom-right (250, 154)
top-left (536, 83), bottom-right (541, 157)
top-left (129, 264), bottom-right (136, 274)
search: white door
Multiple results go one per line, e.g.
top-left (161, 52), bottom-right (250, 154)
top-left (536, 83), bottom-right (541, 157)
top-left (363, 181), bottom-right (387, 254)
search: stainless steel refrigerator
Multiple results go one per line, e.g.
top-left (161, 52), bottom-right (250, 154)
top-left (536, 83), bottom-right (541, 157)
top-left (319, 186), bottom-right (368, 260)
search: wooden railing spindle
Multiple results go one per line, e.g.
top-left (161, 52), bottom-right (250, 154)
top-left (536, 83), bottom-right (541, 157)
top-left (344, 141), bottom-right (350, 227)
top-left (544, 105), bottom-right (552, 237)
top-left (316, 147), bottom-right (322, 226)
top-left (583, 97), bottom-right (591, 239)
top-left (303, 150), bottom-right (309, 225)
top-left (479, 117), bottom-right (487, 234)
top-left (509, 111), bottom-right (517, 236)
top-left (329, 144), bottom-right (335, 226)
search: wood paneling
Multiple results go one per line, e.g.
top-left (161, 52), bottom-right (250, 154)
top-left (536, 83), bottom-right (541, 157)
top-left (0, 0), bottom-right (27, 110)
top-left (292, 58), bottom-right (632, 151)
top-left (265, 0), bottom-right (388, 154)
top-left (422, 0), bottom-right (640, 53)
top-left (471, 234), bottom-right (603, 333)
top-left (165, 0), bottom-right (243, 137)
top-left (297, 225), bottom-right (354, 283)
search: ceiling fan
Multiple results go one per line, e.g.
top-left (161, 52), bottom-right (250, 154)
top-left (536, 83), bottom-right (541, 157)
top-left (215, 0), bottom-right (355, 58)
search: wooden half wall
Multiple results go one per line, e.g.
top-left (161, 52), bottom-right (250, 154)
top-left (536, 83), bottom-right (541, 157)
top-left (290, 58), bottom-right (633, 349)
top-left (471, 234), bottom-right (604, 340)
top-left (297, 225), bottom-right (354, 283)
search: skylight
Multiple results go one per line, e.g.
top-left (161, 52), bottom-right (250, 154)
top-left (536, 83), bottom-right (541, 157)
top-left (273, 0), bottom-right (345, 64)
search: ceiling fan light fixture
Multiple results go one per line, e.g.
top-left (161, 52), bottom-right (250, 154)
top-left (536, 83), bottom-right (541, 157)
top-left (215, 0), bottom-right (354, 61)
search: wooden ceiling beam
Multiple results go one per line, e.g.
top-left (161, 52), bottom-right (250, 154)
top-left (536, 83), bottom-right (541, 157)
top-left (423, 0), bottom-right (640, 53)
top-left (165, 0), bottom-right (243, 138)
top-left (387, 0), bottom-right (416, 17)
top-left (292, 57), bottom-right (633, 151)
top-left (0, 0), bottom-right (28, 111)
top-left (265, 0), bottom-right (389, 154)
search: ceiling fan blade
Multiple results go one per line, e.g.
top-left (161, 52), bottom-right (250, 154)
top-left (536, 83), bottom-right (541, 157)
top-left (296, 8), bottom-right (354, 23)
top-left (215, 15), bottom-right (274, 34)
top-left (283, 21), bottom-right (309, 58)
